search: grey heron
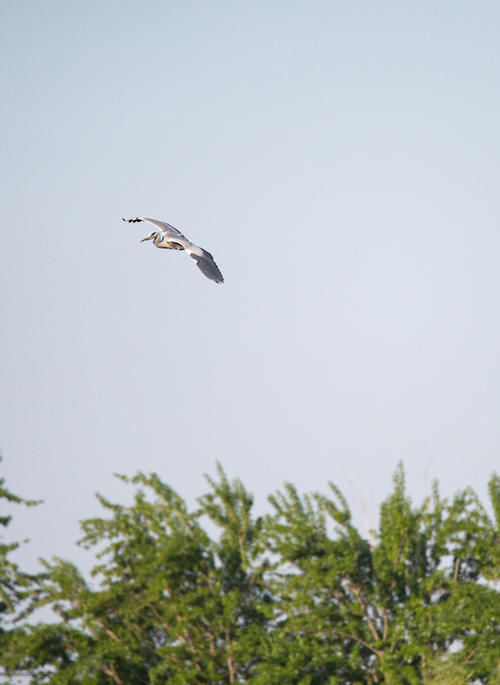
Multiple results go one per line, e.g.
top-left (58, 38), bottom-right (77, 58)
top-left (122, 216), bottom-right (224, 284)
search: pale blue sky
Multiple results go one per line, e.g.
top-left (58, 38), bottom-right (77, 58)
top-left (1, 1), bottom-right (499, 574)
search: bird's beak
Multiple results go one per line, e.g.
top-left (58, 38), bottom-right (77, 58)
top-left (140, 237), bottom-right (148, 242)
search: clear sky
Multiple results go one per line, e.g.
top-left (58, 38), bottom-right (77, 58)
top-left (1, 1), bottom-right (499, 575)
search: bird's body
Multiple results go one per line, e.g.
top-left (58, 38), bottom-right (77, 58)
top-left (122, 217), bottom-right (224, 284)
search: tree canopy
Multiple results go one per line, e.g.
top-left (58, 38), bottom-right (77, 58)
top-left (1, 462), bottom-right (499, 683)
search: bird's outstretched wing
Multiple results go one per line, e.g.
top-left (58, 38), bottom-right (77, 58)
top-left (122, 216), bottom-right (184, 240)
top-left (186, 245), bottom-right (224, 284)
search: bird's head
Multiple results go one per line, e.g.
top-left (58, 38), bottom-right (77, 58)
top-left (140, 231), bottom-right (157, 242)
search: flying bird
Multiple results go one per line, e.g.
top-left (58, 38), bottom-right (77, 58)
top-left (122, 217), bottom-right (224, 284)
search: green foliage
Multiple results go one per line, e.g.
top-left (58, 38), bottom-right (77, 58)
top-left (259, 462), bottom-right (500, 684)
top-left (0, 457), bottom-right (42, 682)
top-left (2, 460), bottom-right (500, 684)
top-left (4, 466), bottom-right (272, 683)
top-left (0, 459), bottom-right (40, 615)
top-left (423, 653), bottom-right (500, 685)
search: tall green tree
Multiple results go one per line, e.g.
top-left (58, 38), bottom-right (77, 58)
top-left (0, 457), bottom-right (41, 682)
top-left (259, 465), bottom-right (500, 684)
top-left (6, 466), bottom-right (272, 684)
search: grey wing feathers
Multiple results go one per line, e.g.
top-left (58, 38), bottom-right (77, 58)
top-left (122, 216), bottom-right (184, 237)
top-left (189, 248), bottom-right (224, 284)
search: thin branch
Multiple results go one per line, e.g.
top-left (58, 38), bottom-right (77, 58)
top-left (329, 629), bottom-right (384, 658)
top-left (382, 611), bottom-right (389, 641)
top-left (351, 585), bottom-right (380, 642)
top-left (225, 628), bottom-right (236, 684)
top-left (102, 664), bottom-right (123, 685)
top-left (183, 628), bottom-right (202, 673)
top-left (465, 648), bottom-right (476, 665)
top-left (105, 627), bottom-right (122, 643)
top-left (227, 654), bottom-right (236, 684)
